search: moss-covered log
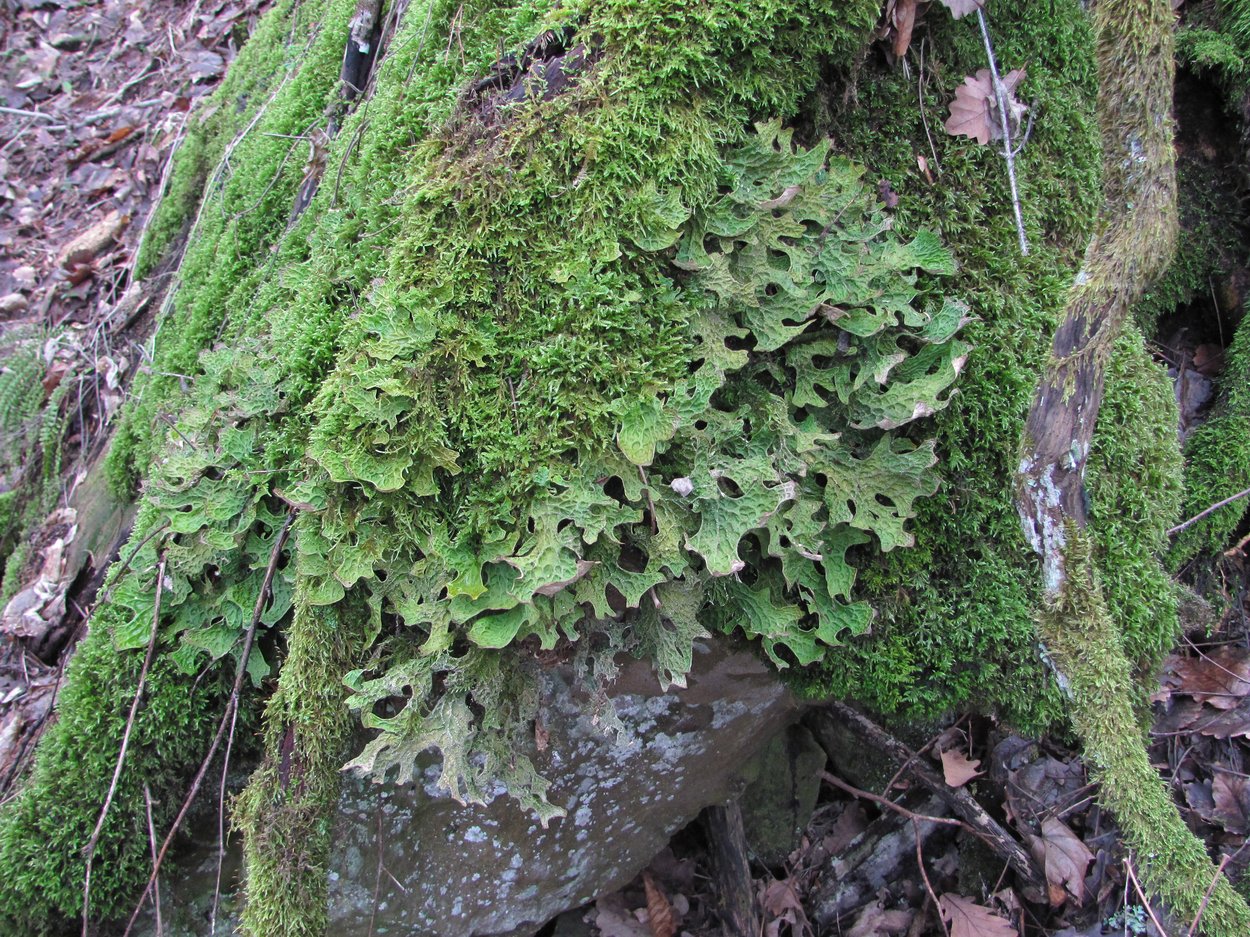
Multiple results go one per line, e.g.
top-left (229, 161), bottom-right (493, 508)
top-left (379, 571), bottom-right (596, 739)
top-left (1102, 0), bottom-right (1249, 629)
top-left (1015, 0), bottom-right (1250, 931)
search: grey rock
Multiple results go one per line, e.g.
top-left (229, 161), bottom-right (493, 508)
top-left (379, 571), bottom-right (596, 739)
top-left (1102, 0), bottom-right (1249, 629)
top-left (140, 639), bottom-right (798, 937)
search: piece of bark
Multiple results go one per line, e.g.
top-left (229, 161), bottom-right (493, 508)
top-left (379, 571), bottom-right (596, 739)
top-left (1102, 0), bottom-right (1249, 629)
top-left (701, 801), bottom-right (761, 937)
top-left (808, 703), bottom-right (1044, 895)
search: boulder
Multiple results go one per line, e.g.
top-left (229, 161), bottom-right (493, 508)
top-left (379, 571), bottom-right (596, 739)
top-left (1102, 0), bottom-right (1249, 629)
top-left (137, 639), bottom-right (798, 936)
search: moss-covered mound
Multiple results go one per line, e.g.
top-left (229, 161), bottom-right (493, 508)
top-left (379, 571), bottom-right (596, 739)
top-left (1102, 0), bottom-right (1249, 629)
top-left (0, 0), bottom-right (1225, 933)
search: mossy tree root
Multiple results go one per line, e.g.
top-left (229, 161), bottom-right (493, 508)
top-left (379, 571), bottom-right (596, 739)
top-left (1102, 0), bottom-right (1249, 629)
top-left (1016, 0), bottom-right (1250, 931)
top-left (1041, 534), bottom-right (1249, 933)
top-left (233, 565), bottom-right (369, 937)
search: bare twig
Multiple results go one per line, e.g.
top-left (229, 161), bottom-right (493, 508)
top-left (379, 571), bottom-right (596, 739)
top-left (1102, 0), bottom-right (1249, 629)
top-left (975, 8), bottom-right (1029, 256)
top-left (1168, 486), bottom-right (1250, 537)
top-left (144, 784), bottom-right (163, 937)
top-left (914, 820), bottom-right (951, 937)
top-left (122, 510), bottom-right (297, 937)
top-left (820, 771), bottom-right (961, 828)
top-left (0, 105), bottom-right (59, 121)
top-left (1125, 858), bottom-right (1172, 937)
top-left (83, 554), bottom-right (167, 936)
top-left (1188, 854), bottom-right (1233, 937)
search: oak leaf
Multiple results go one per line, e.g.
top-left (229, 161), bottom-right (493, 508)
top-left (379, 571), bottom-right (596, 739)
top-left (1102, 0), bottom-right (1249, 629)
top-left (1212, 772), bottom-right (1250, 835)
top-left (944, 69), bottom-right (1027, 146)
top-left (643, 871), bottom-right (677, 937)
top-left (940, 748), bottom-right (984, 787)
top-left (892, 0), bottom-right (918, 57)
top-left (1159, 647), bottom-right (1250, 710)
top-left (938, 894), bottom-right (1018, 937)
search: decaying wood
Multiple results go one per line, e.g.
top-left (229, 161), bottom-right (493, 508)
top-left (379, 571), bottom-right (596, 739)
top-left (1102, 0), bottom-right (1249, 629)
top-left (809, 703), bottom-right (1044, 894)
top-left (810, 792), bottom-right (953, 928)
top-left (701, 801), bottom-right (762, 937)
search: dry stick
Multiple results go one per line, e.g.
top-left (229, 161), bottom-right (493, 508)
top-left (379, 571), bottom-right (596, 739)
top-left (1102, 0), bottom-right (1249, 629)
top-left (816, 703), bottom-right (1045, 891)
top-left (1125, 858), bottom-right (1172, 937)
top-left (121, 510), bottom-right (297, 937)
top-left (208, 694), bottom-right (242, 937)
top-left (1188, 854), bottom-right (1234, 937)
top-left (913, 820), bottom-right (951, 937)
top-left (82, 554), bottom-right (167, 937)
top-left (143, 784), bottom-right (163, 937)
top-left (819, 771), bottom-right (961, 828)
top-left (1167, 486), bottom-right (1250, 537)
top-left (975, 7), bottom-right (1029, 256)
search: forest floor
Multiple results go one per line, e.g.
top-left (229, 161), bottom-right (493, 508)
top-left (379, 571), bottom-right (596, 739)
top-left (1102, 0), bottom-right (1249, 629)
top-left (2, 1), bottom-right (1249, 936)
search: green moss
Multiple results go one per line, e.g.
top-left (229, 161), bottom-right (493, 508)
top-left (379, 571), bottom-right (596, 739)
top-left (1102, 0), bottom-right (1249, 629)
top-left (234, 581), bottom-right (368, 937)
top-left (1171, 314), bottom-right (1250, 563)
top-left (0, 610), bottom-right (237, 929)
top-left (1087, 330), bottom-right (1184, 677)
top-left (798, 0), bottom-right (1110, 732)
top-left (1041, 531), bottom-right (1250, 937)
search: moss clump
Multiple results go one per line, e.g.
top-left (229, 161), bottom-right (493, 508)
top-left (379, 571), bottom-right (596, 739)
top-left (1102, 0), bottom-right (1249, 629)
top-left (1172, 314), bottom-right (1250, 563)
top-left (797, 0), bottom-right (1121, 732)
top-left (233, 584), bottom-right (368, 937)
top-left (0, 603), bottom-right (236, 929)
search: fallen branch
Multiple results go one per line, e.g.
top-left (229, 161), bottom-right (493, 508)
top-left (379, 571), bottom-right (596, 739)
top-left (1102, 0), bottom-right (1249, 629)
top-left (1012, 0), bottom-right (1250, 929)
top-left (121, 509), bottom-right (296, 937)
top-left (810, 703), bottom-right (1044, 892)
top-left (701, 801), bottom-right (762, 937)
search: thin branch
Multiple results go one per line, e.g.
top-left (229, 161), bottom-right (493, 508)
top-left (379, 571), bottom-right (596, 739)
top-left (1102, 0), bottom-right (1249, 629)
top-left (819, 771), bottom-right (962, 828)
top-left (122, 510), bottom-right (297, 937)
top-left (83, 554), bottom-right (166, 936)
top-left (914, 820), bottom-right (951, 937)
top-left (1168, 486), bottom-right (1250, 537)
top-left (975, 8), bottom-right (1029, 256)
top-left (143, 784), bottom-right (163, 937)
top-left (1125, 858), bottom-right (1172, 937)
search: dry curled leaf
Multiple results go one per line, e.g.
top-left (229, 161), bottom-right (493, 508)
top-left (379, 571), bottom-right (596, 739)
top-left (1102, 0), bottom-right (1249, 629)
top-left (937, 0), bottom-right (987, 19)
top-left (944, 69), bottom-right (1027, 146)
top-left (1027, 817), bottom-right (1093, 907)
top-left (892, 0), bottom-right (918, 57)
top-left (642, 871), bottom-right (676, 937)
top-left (847, 902), bottom-right (914, 937)
top-left (938, 894), bottom-right (1017, 937)
top-left (1160, 647), bottom-right (1250, 710)
top-left (1212, 772), bottom-right (1250, 835)
top-left (940, 748), bottom-right (984, 787)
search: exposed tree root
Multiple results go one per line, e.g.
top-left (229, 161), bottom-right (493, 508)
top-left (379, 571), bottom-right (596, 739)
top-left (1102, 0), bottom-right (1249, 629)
top-left (1015, 0), bottom-right (1250, 931)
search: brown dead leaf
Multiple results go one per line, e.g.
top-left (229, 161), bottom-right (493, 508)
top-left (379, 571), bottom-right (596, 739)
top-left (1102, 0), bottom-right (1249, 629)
top-left (940, 748), bottom-right (984, 788)
top-left (1212, 772), bottom-right (1250, 835)
top-left (892, 0), bottom-right (918, 57)
top-left (760, 877), bottom-right (811, 935)
top-left (1193, 343), bottom-right (1226, 377)
top-left (944, 69), bottom-right (1027, 146)
top-left (642, 872), bottom-right (676, 937)
top-left (1160, 647), bottom-right (1250, 710)
top-left (848, 902), bottom-right (914, 937)
top-left (825, 803), bottom-right (868, 855)
top-left (938, 894), bottom-right (1017, 937)
top-left (1027, 817), bottom-right (1093, 907)
top-left (937, 0), bottom-right (987, 19)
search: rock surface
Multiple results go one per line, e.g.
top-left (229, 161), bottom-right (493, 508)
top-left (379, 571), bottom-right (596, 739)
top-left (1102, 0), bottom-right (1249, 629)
top-left (136, 638), bottom-right (798, 936)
